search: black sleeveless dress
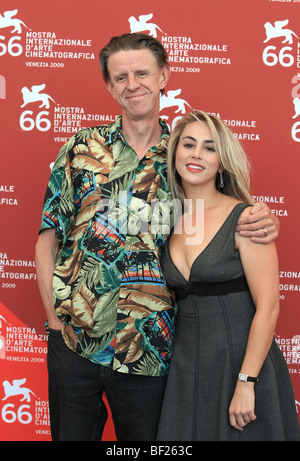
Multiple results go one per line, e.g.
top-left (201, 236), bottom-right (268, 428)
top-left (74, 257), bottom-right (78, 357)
top-left (157, 203), bottom-right (300, 441)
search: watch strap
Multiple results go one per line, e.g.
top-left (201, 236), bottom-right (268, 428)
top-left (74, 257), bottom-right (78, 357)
top-left (238, 372), bottom-right (258, 383)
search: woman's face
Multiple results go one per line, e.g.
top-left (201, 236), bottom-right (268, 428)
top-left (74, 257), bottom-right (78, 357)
top-left (175, 121), bottom-right (221, 191)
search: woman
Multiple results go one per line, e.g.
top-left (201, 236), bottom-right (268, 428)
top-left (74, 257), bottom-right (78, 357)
top-left (157, 110), bottom-right (299, 441)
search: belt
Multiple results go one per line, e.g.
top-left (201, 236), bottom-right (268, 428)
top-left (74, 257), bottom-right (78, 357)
top-left (173, 276), bottom-right (249, 301)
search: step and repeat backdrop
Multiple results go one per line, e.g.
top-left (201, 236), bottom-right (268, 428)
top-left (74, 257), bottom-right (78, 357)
top-left (0, 0), bottom-right (299, 441)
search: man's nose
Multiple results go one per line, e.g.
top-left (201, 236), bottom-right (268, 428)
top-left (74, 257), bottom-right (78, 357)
top-left (127, 74), bottom-right (140, 90)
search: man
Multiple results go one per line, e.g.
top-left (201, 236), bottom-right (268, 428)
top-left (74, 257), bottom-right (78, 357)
top-left (35, 33), bottom-right (279, 441)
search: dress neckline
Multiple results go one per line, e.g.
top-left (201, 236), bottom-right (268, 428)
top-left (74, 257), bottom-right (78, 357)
top-left (166, 203), bottom-right (248, 284)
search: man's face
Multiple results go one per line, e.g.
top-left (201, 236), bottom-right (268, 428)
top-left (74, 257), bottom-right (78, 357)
top-left (106, 48), bottom-right (170, 121)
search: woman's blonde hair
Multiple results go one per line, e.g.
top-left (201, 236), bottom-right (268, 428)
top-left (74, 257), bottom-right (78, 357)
top-left (167, 110), bottom-right (254, 205)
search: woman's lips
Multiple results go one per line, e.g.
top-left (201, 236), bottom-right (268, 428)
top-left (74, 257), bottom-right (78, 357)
top-left (186, 163), bottom-right (204, 172)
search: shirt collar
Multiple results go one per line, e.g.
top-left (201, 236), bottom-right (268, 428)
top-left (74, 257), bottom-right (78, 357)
top-left (105, 116), bottom-right (170, 156)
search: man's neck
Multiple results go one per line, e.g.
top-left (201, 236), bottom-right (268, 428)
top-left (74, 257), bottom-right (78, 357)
top-left (121, 114), bottom-right (162, 160)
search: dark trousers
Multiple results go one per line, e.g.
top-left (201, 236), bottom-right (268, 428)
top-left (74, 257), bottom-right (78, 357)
top-left (47, 328), bottom-right (167, 441)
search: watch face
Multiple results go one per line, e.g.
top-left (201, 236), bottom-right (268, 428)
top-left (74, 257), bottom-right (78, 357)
top-left (238, 373), bottom-right (257, 383)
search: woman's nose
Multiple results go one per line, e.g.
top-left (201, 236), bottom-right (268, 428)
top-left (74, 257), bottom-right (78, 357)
top-left (192, 147), bottom-right (202, 159)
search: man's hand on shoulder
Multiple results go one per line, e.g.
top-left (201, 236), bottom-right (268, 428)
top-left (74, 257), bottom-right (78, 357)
top-left (236, 202), bottom-right (279, 244)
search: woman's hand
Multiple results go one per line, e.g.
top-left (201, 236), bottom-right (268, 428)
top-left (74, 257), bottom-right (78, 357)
top-left (229, 381), bottom-right (257, 431)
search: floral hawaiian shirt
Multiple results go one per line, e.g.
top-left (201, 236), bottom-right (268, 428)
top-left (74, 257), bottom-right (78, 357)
top-left (40, 116), bottom-right (177, 376)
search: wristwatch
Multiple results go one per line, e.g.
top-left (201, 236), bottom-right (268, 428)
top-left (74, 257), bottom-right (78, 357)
top-left (238, 372), bottom-right (258, 383)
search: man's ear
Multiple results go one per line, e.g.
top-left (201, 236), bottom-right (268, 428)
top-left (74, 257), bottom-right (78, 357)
top-left (160, 66), bottom-right (170, 92)
top-left (106, 80), bottom-right (115, 98)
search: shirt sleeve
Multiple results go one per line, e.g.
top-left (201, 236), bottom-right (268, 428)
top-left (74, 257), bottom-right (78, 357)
top-left (39, 140), bottom-right (76, 244)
